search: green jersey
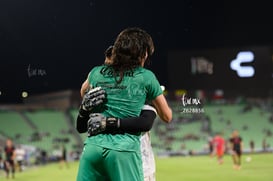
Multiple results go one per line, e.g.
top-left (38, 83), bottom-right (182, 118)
top-left (85, 65), bottom-right (162, 152)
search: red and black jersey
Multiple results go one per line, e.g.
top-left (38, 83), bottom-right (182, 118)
top-left (4, 146), bottom-right (15, 161)
top-left (229, 137), bottom-right (242, 151)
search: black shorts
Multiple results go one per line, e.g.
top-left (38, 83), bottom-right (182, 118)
top-left (5, 159), bottom-right (15, 167)
top-left (233, 149), bottom-right (242, 156)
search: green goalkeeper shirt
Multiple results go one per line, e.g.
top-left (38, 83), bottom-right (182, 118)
top-left (85, 65), bottom-right (162, 152)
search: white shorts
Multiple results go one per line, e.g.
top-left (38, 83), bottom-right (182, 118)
top-left (144, 173), bottom-right (156, 181)
top-left (141, 132), bottom-right (156, 181)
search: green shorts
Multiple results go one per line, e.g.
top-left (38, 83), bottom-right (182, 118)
top-left (76, 143), bottom-right (144, 181)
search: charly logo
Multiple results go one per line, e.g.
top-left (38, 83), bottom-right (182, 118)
top-left (230, 51), bottom-right (255, 78)
top-left (180, 94), bottom-right (204, 114)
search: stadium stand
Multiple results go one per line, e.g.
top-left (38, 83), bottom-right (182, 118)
top-left (24, 110), bottom-right (80, 152)
top-left (0, 110), bottom-right (33, 144)
top-left (0, 90), bottom-right (272, 160)
top-left (151, 102), bottom-right (273, 155)
top-left (0, 109), bottom-right (83, 163)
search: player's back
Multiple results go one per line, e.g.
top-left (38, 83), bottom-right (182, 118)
top-left (89, 65), bottom-right (162, 118)
top-left (86, 65), bottom-right (162, 152)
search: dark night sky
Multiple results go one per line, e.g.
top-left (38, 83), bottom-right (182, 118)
top-left (0, 0), bottom-right (273, 102)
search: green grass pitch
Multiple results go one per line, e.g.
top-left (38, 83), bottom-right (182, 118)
top-left (2, 153), bottom-right (273, 181)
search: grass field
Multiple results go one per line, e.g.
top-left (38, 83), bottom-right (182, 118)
top-left (1, 153), bottom-right (273, 181)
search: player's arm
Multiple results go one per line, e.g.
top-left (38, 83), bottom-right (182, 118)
top-left (212, 140), bottom-right (216, 156)
top-left (119, 105), bottom-right (157, 132)
top-left (228, 139), bottom-right (235, 154)
top-left (76, 108), bottom-right (90, 133)
top-left (12, 147), bottom-right (16, 161)
top-left (87, 105), bottom-right (157, 136)
top-left (240, 140), bottom-right (243, 151)
top-left (228, 141), bottom-right (232, 150)
top-left (80, 78), bottom-right (90, 98)
top-left (76, 87), bottom-right (106, 133)
top-left (152, 94), bottom-right (172, 123)
top-left (78, 74), bottom-right (92, 132)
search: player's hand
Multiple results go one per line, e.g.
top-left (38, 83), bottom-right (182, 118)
top-left (81, 87), bottom-right (106, 111)
top-left (87, 113), bottom-right (120, 136)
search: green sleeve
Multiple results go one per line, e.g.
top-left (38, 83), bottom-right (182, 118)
top-left (146, 70), bottom-right (163, 101)
top-left (87, 66), bottom-right (100, 87)
top-left (87, 72), bottom-right (91, 85)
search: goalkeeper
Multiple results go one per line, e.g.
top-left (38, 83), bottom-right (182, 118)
top-left (77, 46), bottom-right (159, 181)
top-left (76, 27), bottom-right (172, 181)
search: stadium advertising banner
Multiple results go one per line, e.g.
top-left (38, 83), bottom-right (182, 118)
top-left (168, 46), bottom-right (273, 95)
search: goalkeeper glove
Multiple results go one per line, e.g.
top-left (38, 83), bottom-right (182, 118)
top-left (81, 87), bottom-right (106, 111)
top-left (87, 113), bottom-right (120, 136)
top-left (78, 87), bottom-right (106, 118)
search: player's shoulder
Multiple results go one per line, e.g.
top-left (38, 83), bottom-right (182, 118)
top-left (90, 65), bottom-right (105, 71)
top-left (89, 65), bottom-right (107, 75)
top-left (141, 67), bottom-right (155, 74)
top-left (136, 67), bottom-right (157, 78)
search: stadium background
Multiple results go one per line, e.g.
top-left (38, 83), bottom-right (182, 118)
top-left (0, 0), bottom-right (273, 180)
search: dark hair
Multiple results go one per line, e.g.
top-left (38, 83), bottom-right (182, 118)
top-left (104, 45), bottom-right (113, 58)
top-left (111, 27), bottom-right (154, 83)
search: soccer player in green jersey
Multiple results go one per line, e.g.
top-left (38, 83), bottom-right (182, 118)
top-left (76, 27), bottom-right (172, 181)
top-left (78, 46), bottom-right (161, 181)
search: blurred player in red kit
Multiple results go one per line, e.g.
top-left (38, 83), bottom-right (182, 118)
top-left (213, 133), bottom-right (225, 164)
